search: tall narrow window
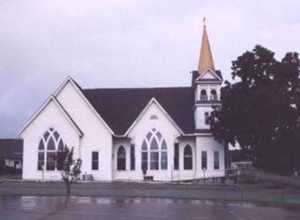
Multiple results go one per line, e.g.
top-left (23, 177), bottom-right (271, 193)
top-left (204, 112), bottom-right (210, 125)
top-left (150, 151), bottom-right (159, 170)
top-left (174, 143), bottom-right (179, 170)
top-left (38, 151), bottom-right (44, 171)
top-left (141, 140), bottom-right (148, 171)
top-left (184, 145), bottom-right (193, 170)
top-left (37, 128), bottom-right (65, 171)
top-left (46, 151), bottom-right (56, 170)
top-left (201, 151), bottom-right (207, 170)
top-left (46, 136), bottom-right (56, 170)
top-left (38, 140), bottom-right (45, 170)
top-left (117, 146), bottom-right (126, 170)
top-left (214, 151), bottom-right (220, 170)
top-left (141, 129), bottom-right (168, 171)
top-left (200, 89), bottom-right (208, 101)
top-left (130, 144), bottom-right (135, 170)
top-left (161, 139), bottom-right (168, 170)
top-left (92, 151), bottom-right (99, 170)
top-left (141, 151), bottom-right (148, 171)
top-left (150, 138), bottom-right (159, 170)
top-left (161, 152), bottom-right (168, 170)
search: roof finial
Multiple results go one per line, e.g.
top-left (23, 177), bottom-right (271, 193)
top-left (203, 17), bottom-right (206, 27)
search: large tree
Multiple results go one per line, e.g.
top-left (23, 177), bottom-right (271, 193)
top-left (211, 45), bottom-right (300, 174)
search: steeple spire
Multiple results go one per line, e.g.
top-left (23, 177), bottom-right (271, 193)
top-left (198, 17), bottom-right (215, 74)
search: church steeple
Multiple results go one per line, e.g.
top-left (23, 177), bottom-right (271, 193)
top-left (193, 18), bottom-right (222, 131)
top-left (198, 18), bottom-right (215, 74)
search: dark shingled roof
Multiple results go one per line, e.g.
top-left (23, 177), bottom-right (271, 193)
top-left (82, 87), bottom-right (195, 135)
top-left (0, 139), bottom-right (23, 159)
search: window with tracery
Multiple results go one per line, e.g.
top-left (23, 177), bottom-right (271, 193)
top-left (38, 128), bottom-right (65, 171)
top-left (141, 128), bottom-right (168, 171)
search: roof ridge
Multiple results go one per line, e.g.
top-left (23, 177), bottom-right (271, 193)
top-left (0, 139), bottom-right (23, 141)
top-left (83, 86), bottom-right (192, 91)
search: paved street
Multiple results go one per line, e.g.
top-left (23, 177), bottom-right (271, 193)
top-left (1, 196), bottom-right (300, 220)
top-left (2, 181), bottom-right (300, 205)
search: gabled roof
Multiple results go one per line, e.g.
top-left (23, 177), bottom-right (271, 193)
top-left (125, 97), bottom-right (184, 136)
top-left (54, 77), bottom-right (114, 135)
top-left (197, 69), bottom-right (222, 81)
top-left (82, 87), bottom-right (195, 135)
top-left (18, 96), bottom-right (83, 138)
top-left (191, 70), bottom-right (223, 86)
top-left (53, 96), bottom-right (84, 137)
top-left (0, 139), bottom-right (23, 159)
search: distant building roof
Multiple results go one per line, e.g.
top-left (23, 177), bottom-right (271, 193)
top-left (0, 139), bottom-right (23, 160)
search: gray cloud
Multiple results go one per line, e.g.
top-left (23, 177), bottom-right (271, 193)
top-left (0, 0), bottom-right (300, 137)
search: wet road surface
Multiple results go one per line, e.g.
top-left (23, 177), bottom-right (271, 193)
top-left (1, 196), bottom-right (300, 220)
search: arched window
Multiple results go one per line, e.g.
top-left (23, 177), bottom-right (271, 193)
top-left (38, 128), bottom-right (65, 171)
top-left (117, 146), bottom-right (126, 170)
top-left (210, 89), bottom-right (218, 101)
top-left (200, 89), bottom-right (208, 101)
top-left (184, 145), bottom-right (193, 170)
top-left (141, 129), bottom-right (168, 171)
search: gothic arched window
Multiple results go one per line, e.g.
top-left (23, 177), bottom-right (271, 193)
top-left (200, 89), bottom-right (208, 101)
top-left (38, 128), bottom-right (65, 171)
top-left (117, 146), bottom-right (126, 170)
top-left (210, 89), bottom-right (218, 101)
top-left (184, 145), bottom-right (193, 170)
top-left (141, 129), bottom-right (168, 171)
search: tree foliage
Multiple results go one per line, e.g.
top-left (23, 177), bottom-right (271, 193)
top-left (211, 45), bottom-right (300, 174)
top-left (57, 146), bottom-right (82, 195)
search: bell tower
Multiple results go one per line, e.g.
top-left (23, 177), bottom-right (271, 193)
top-left (193, 18), bottom-right (223, 131)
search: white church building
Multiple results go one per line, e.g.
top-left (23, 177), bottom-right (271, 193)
top-left (19, 23), bottom-right (225, 181)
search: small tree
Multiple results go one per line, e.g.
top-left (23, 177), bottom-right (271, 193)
top-left (57, 146), bottom-right (82, 195)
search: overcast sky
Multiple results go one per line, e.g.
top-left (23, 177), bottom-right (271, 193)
top-left (0, 0), bottom-right (300, 138)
